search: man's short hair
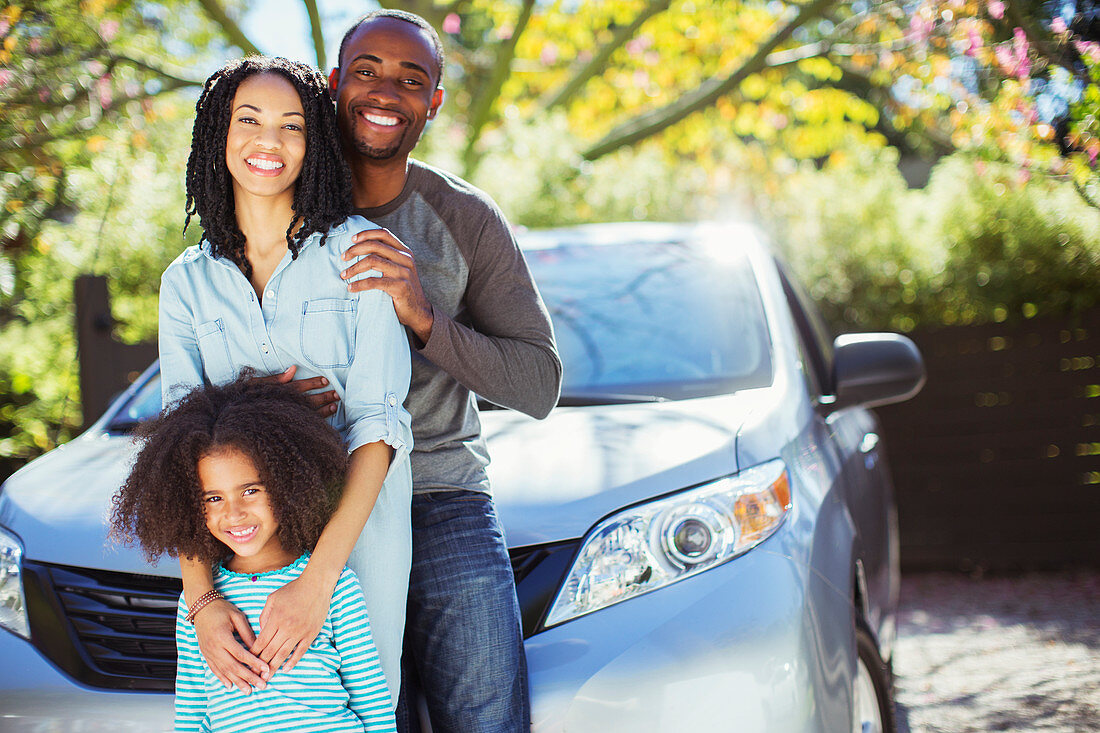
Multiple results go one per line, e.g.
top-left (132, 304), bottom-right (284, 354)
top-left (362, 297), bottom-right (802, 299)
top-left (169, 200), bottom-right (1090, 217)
top-left (337, 9), bottom-right (445, 88)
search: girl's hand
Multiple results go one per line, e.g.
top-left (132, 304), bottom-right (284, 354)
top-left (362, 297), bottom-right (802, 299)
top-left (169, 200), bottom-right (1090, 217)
top-left (253, 571), bottom-right (333, 674)
top-left (193, 598), bottom-right (270, 693)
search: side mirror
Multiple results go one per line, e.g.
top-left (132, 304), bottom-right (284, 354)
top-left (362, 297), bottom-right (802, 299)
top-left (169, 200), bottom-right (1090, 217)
top-left (831, 333), bottom-right (925, 410)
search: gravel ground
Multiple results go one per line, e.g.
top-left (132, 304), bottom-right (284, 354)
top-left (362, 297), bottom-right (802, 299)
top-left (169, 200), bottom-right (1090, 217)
top-left (893, 571), bottom-right (1100, 733)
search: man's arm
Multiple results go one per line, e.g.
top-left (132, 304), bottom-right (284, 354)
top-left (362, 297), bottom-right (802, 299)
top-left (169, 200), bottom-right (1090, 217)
top-left (343, 215), bottom-right (562, 419)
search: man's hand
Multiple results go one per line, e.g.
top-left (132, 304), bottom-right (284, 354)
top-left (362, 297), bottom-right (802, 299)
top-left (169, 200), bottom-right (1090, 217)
top-left (262, 365), bottom-right (339, 417)
top-left (342, 228), bottom-right (434, 345)
top-left (252, 572), bottom-right (332, 675)
top-left (193, 599), bottom-right (270, 693)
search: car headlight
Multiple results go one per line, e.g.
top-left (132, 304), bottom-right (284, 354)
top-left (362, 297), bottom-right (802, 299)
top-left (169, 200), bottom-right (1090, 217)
top-left (0, 527), bottom-right (30, 638)
top-left (544, 459), bottom-right (792, 627)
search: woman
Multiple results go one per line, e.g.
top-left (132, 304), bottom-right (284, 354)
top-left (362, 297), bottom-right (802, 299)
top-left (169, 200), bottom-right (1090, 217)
top-left (158, 55), bottom-right (412, 703)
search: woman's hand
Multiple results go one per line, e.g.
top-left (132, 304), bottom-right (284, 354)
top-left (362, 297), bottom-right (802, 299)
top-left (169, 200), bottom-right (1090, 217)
top-left (253, 571), bottom-right (334, 674)
top-left (193, 598), bottom-right (270, 693)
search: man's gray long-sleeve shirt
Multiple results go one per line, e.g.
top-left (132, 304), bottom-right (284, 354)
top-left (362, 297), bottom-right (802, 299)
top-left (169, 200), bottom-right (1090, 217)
top-left (355, 159), bottom-right (561, 495)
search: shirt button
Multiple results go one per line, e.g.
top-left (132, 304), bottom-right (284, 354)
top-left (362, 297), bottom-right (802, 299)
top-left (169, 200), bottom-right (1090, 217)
top-left (265, 290), bottom-right (274, 300)
top-left (387, 395), bottom-right (397, 406)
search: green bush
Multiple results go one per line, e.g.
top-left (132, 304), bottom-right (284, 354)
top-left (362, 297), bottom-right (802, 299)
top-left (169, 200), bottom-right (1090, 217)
top-left (765, 149), bottom-right (1100, 333)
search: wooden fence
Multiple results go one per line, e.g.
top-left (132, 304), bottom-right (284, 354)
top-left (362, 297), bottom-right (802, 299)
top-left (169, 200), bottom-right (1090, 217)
top-left (877, 310), bottom-right (1100, 571)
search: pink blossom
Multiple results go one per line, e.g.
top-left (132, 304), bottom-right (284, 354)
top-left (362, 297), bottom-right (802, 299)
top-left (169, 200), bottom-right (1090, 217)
top-left (1089, 145), bottom-right (1099, 167)
top-left (1013, 27), bottom-right (1030, 78)
top-left (100, 19), bottom-right (119, 42)
top-left (540, 42), bottom-right (558, 65)
top-left (1075, 40), bottom-right (1100, 64)
top-left (1051, 16), bottom-right (1068, 34)
top-left (28, 38), bottom-right (40, 53)
top-left (633, 69), bottom-right (649, 88)
top-left (908, 14), bottom-right (933, 43)
top-left (97, 75), bottom-right (112, 109)
top-left (0, 20), bottom-right (10, 36)
top-left (0, 69), bottom-right (12, 88)
top-left (987, 1), bottom-right (1005, 20)
top-left (974, 161), bottom-right (988, 177)
top-left (966, 27), bottom-right (983, 57)
top-left (442, 13), bottom-right (460, 35)
top-left (994, 44), bottom-right (1015, 72)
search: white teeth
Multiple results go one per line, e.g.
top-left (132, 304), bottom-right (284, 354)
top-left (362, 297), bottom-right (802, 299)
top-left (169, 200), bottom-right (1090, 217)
top-left (364, 113), bottom-right (399, 127)
top-left (227, 527), bottom-right (257, 539)
top-left (247, 158), bottom-right (284, 170)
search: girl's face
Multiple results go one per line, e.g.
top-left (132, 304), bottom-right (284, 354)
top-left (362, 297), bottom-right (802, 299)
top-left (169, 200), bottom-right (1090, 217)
top-left (198, 446), bottom-right (294, 574)
top-left (224, 72), bottom-right (307, 208)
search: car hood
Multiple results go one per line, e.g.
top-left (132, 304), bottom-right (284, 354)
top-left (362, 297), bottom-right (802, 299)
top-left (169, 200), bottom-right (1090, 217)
top-left (484, 389), bottom-right (772, 546)
top-left (0, 390), bottom-right (771, 573)
top-left (0, 432), bottom-right (181, 576)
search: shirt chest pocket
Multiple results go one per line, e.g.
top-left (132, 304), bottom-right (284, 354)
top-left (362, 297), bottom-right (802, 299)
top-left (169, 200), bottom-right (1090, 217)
top-left (195, 319), bottom-right (235, 385)
top-left (300, 298), bottom-right (356, 369)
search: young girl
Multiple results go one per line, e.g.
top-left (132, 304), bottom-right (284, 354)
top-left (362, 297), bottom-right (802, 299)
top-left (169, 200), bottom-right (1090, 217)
top-left (111, 377), bottom-right (397, 733)
top-left (157, 56), bottom-right (412, 697)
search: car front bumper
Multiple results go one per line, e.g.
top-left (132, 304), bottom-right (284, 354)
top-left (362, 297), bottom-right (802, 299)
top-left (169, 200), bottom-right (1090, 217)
top-left (0, 543), bottom-right (850, 732)
top-left (0, 628), bottom-right (173, 732)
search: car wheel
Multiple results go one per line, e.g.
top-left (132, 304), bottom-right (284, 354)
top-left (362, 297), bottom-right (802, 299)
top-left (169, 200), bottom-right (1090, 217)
top-left (852, 622), bottom-right (897, 733)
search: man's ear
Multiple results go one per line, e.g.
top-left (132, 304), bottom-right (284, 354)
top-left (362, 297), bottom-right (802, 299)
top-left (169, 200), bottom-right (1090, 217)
top-left (328, 68), bottom-right (340, 98)
top-left (427, 87), bottom-right (444, 119)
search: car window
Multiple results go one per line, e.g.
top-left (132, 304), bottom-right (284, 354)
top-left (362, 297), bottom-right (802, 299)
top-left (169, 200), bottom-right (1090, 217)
top-left (775, 261), bottom-right (834, 398)
top-left (105, 371), bottom-right (162, 432)
top-left (526, 237), bottom-right (773, 402)
top-left (106, 233), bottom-right (775, 427)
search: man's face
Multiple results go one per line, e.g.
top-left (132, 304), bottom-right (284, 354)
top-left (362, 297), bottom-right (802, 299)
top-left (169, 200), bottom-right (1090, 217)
top-left (331, 18), bottom-right (444, 163)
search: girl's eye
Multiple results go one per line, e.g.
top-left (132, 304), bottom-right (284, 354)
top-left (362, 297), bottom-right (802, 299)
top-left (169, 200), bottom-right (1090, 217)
top-left (284, 123), bottom-right (303, 132)
top-left (204, 495), bottom-right (221, 503)
top-left (242, 487), bottom-right (261, 496)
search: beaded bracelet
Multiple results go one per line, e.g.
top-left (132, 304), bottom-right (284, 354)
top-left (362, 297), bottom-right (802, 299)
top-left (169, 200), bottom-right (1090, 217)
top-left (185, 589), bottom-right (224, 624)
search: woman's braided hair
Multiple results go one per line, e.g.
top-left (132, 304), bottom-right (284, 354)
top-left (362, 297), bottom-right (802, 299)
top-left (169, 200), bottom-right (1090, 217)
top-left (183, 56), bottom-right (352, 279)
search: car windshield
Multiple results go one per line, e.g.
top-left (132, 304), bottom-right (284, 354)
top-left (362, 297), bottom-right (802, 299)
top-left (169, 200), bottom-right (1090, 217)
top-left (524, 230), bottom-right (772, 403)
top-left (106, 228), bottom-right (773, 431)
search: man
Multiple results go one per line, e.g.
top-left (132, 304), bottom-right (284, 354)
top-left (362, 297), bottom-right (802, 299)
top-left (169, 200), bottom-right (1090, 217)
top-left (330, 10), bottom-right (560, 731)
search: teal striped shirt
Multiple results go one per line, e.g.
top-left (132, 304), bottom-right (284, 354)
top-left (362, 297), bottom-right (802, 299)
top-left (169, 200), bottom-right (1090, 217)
top-left (174, 555), bottom-right (396, 733)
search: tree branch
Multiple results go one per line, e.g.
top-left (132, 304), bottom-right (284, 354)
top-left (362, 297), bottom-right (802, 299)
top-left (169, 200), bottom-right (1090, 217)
top-left (301, 0), bottom-right (327, 69)
top-left (582, 0), bottom-right (839, 160)
top-left (539, 0), bottom-right (671, 112)
top-left (194, 0), bottom-right (261, 56)
top-left (461, 0), bottom-right (537, 177)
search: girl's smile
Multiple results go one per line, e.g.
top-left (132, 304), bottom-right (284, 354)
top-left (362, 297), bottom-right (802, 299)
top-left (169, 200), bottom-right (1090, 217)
top-left (198, 446), bottom-right (295, 575)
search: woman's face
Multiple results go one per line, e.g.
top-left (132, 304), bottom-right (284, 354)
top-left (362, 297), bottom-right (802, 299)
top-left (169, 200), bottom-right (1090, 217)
top-left (224, 72), bottom-right (307, 208)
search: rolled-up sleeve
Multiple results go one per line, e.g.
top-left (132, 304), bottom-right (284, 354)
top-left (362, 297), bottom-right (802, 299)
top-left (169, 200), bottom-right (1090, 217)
top-left (158, 266), bottom-right (205, 408)
top-left (342, 288), bottom-right (413, 460)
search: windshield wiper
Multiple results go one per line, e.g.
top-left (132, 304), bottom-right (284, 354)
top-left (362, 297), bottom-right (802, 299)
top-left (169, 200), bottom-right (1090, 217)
top-left (556, 392), bottom-right (666, 406)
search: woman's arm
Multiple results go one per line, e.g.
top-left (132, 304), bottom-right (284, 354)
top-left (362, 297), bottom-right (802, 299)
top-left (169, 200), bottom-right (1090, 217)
top-left (251, 441), bottom-right (392, 672)
top-left (253, 258), bottom-right (412, 674)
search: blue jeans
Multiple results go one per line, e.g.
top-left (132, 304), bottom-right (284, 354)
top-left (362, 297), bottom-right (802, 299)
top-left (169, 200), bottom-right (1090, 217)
top-left (396, 490), bottom-right (530, 733)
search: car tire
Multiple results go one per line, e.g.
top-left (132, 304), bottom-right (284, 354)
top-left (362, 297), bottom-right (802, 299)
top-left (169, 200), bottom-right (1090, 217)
top-left (852, 621), bottom-right (897, 733)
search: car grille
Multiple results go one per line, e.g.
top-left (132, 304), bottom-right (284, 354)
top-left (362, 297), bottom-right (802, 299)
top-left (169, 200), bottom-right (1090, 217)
top-left (24, 561), bottom-right (181, 691)
top-left (24, 542), bottom-right (578, 691)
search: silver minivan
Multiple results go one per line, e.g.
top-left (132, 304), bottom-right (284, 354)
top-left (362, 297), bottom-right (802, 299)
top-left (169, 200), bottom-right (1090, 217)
top-left (0, 223), bottom-right (923, 731)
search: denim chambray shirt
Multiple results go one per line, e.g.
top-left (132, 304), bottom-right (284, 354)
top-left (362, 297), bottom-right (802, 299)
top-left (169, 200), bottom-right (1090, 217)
top-left (158, 215), bottom-right (413, 458)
